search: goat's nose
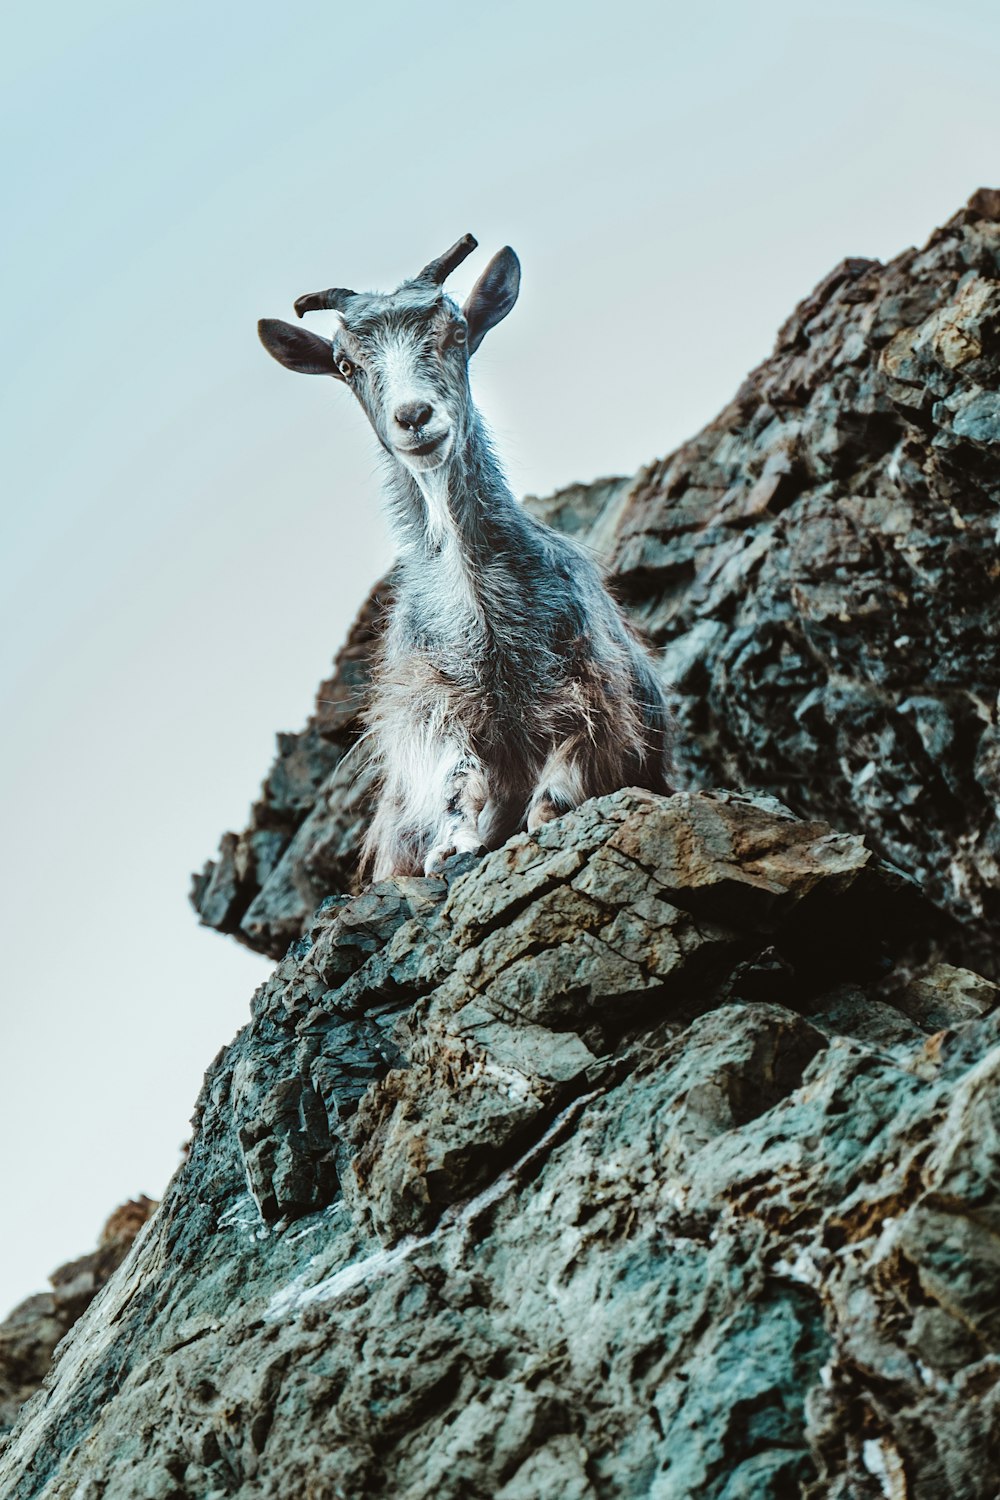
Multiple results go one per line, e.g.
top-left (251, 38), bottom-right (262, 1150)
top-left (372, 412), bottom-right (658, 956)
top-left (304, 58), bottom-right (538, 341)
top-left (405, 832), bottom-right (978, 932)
top-left (394, 401), bottom-right (434, 430)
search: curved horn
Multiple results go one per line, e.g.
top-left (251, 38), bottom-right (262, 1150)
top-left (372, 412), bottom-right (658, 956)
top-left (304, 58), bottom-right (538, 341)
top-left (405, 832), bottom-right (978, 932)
top-left (416, 233), bottom-right (478, 286)
top-left (294, 287), bottom-right (357, 319)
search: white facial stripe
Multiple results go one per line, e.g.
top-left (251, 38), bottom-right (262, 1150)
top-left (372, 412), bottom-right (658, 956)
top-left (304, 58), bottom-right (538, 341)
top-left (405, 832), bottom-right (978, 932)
top-left (377, 333), bottom-right (436, 420)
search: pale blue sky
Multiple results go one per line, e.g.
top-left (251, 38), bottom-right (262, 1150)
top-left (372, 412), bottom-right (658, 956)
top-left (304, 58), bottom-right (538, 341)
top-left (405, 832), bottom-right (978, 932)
top-left (2, 0), bottom-right (998, 1315)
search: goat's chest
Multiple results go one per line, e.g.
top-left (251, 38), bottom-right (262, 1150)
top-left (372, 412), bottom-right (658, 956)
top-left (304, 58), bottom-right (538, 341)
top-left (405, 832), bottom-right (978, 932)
top-left (384, 626), bottom-right (557, 754)
top-left (388, 553), bottom-right (575, 748)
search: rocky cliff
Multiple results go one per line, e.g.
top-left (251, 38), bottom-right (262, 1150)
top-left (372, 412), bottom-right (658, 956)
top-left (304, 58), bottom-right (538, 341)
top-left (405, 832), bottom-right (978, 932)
top-left (3, 195), bottom-right (999, 1498)
top-left (192, 191), bottom-right (1000, 978)
top-left (0, 1200), bottom-right (155, 1437)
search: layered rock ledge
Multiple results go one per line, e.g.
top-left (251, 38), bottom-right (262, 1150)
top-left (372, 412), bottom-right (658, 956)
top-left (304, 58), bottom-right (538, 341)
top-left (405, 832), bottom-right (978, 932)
top-left (4, 791), bottom-right (998, 1498)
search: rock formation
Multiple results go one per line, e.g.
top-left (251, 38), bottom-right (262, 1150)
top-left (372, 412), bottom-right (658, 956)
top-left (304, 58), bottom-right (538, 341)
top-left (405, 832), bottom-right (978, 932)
top-left (3, 195), bottom-right (999, 1497)
top-left (0, 1199), bottom-right (155, 1435)
top-left (4, 792), bottom-right (999, 1498)
top-left (192, 193), bottom-right (1000, 978)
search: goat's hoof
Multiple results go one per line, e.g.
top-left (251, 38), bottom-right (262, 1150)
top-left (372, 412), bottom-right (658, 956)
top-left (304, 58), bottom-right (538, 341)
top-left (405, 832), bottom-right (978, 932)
top-left (424, 839), bottom-right (484, 876)
top-left (423, 843), bottom-right (457, 875)
top-left (527, 797), bottom-right (566, 833)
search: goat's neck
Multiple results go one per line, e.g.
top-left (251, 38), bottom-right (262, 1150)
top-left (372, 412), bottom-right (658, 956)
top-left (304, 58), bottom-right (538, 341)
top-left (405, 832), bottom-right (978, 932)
top-left (387, 413), bottom-right (527, 579)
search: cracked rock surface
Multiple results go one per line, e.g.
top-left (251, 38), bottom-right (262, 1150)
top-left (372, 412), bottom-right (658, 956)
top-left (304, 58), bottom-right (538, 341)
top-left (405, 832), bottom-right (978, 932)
top-left (4, 790), bottom-right (999, 1498)
top-left (191, 197), bottom-right (1000, 976)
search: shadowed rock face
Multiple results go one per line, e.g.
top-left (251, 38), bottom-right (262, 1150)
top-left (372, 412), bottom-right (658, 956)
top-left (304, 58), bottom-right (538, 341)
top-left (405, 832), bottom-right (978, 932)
top-left (191, 196), bottom-right (1000, 976)
top-left (4, 790), bottom-right (999, 1499)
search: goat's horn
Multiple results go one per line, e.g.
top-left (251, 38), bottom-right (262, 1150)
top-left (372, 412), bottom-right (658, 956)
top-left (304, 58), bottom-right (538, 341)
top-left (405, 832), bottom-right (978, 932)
top-left (417, 233), bottom-right (478, 286)
top-left (294, 287), bottom-right (357, 319)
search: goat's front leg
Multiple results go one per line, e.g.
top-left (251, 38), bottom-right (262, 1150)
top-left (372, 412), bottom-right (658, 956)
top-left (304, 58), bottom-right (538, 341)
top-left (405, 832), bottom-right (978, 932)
top-left (364, 733), bottom-right (488, 882)
top-left (526, 739), bottom-right (589, 832)
top-left (423, 750), bottom-right (489, 875)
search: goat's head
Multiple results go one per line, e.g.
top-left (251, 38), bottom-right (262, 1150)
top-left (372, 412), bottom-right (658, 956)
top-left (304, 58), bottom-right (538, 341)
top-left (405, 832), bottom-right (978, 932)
top-left (258, 235), bottom-right (520, 475)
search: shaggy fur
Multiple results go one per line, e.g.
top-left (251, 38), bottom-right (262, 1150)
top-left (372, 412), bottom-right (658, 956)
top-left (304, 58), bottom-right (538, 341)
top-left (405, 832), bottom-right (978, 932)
top-left (258, 238), bottom-right (672, 879)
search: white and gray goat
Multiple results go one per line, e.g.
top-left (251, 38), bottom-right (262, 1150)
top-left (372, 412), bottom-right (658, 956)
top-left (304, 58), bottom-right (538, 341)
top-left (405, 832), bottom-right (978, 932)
top-left (258, 234), bottom-right (671, 880)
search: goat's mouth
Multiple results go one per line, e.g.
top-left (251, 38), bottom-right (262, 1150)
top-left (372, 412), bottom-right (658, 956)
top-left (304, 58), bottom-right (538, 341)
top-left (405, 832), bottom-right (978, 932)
top-left (398, 431), bottom-right (448, 457)
top-left (395, 430), bottom-right (451, 466)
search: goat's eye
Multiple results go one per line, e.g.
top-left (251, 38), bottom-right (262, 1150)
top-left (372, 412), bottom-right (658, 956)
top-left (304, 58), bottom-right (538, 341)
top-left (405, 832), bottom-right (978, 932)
top-left (337, 357), bottom-right (355, 378)
top-left (451, 326), bottom-right (466, 346)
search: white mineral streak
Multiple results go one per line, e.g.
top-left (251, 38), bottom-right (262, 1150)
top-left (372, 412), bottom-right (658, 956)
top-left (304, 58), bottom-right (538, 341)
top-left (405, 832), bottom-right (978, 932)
top-left (772, 1245), bottom-right (822, 1289)
top-left (862, 1436), bottom-right (909, 1500)
top-left (282, 1202), bottom-right (347, 1245)
top-left (217, 1192), bottom-right (261, 1235)
top-left (473, 1056), bottom-right (535, 1103)
top-left (265, 1089), bottom-right (603, 1320)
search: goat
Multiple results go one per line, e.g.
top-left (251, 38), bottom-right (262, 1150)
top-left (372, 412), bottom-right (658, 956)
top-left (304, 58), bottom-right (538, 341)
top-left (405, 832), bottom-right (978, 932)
top-left (258, 234), bottom-right (671, 880)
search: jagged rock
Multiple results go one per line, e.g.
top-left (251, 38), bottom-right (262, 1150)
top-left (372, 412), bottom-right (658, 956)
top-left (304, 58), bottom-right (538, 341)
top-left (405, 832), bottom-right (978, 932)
top-left (190, 586), bottom-right (388, 952)
top-left (192, 194), bottom-right (1000, 976)
top-left (0, 1197), bottom-right (155, 1435)
top-left (4, 790), bottom-right (999, 1498)
top-left (9, 196), bottom-right (1000, 1496)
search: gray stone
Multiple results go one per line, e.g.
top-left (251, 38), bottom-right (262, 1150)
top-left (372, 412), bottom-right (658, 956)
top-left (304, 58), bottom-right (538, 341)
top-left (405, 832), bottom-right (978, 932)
top-left (4, 791), bottom-right (1000, 1497)
top-left (0, 1198), bottom-right (155, 1436)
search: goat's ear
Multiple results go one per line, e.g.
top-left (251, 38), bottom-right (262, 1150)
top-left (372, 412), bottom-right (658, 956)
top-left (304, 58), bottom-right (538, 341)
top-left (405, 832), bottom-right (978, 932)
top-left (462, 247), bottom-right (520, 354)
top-left (257, 318), bottom-right (340, 377)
